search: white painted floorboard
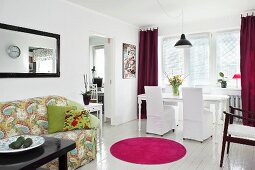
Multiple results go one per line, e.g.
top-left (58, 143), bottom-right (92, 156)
top-left (79, 120), bottom-right (255, 170)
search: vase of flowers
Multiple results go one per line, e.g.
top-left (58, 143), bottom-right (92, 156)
top-left (165, 73), bottom-right (186, 96)
top-left (82, 74), bottom-right (91, 105)
top-left (217, 72), bottom-right (227, 88)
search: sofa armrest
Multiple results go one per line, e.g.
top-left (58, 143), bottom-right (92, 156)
top-left (89, 114), bottom-right (100, 129)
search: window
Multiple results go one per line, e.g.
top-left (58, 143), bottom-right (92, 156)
top-left (162, 37), bottom-right (184, 85)
top-left (161, 30), bottom-right (240, 88)
top-left (216, 31), bottom-right (240, 87)
top-left (162, 34), bottom-right (209, 86)
top-left (93, 46), bottom-right (105, 82)
top-left (187, 34), bottom-right (210, 86)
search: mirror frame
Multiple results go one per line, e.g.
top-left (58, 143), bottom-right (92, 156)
top-left (0, 23), bottom-right (60, 78)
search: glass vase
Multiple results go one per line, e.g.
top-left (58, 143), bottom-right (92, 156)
top-left (172, 85), bottom-right (180, 96)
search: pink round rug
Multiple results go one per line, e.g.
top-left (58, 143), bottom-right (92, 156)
top-left (110, 137), bottom-right (186, 164)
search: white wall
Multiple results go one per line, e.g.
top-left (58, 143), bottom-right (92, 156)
top-left (0, 0), bottom-right (138, 125)
top-left (159, 14), bottom-right (240, 37)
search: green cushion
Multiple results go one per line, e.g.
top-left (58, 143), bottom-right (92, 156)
top-left (67, 99), bottom-right (85, 110)
top-left (47, 105), bottom-right (73, 134)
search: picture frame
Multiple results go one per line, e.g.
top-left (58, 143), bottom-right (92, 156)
top-left (122, 43), bottom-right (136, 79)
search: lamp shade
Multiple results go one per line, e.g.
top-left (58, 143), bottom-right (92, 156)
top-left (232, 74), bottom-right (241, 79)
top-left (174, 34), bottom-right (192, 48)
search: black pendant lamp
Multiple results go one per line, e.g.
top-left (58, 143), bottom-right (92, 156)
top-left (175, 10), bottom-right (192, 48)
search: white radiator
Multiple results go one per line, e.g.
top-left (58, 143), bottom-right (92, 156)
top-left (229, 95), bottom-right (242, 121)
top-left (229, 95), bottom-right (242, 109)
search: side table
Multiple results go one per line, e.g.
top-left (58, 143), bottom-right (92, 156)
top-left (84, 103), bottom-right (103, 136)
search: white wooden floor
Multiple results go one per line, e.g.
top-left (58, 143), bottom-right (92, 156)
top-left (79, 120), bottom-right (255, 170)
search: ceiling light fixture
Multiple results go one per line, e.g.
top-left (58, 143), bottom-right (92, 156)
top-left (174, 9), bottom-right (192, 48)
top-left (156, 0), bottom-right (192, 48)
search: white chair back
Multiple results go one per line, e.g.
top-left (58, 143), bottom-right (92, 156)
top-left (195, 85), bottom-right (211, 94)
top-left (145, 86), bottom-right (164, 117)
top-left (90, 84), bottom-right (98, 102)
top-left (182, 87), bottom-right (204, 121)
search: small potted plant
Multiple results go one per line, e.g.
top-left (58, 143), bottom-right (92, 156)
top-left (81, 90), bottom-right (91, 105)
top-left (218, 72), bottom-right (227, 88)
top-left (82, 74), bottom-right (91, 105)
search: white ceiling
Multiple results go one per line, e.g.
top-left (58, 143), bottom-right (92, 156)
top-left (66, 0), bottom-right (255, 27)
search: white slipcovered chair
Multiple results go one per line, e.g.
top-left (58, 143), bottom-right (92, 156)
top-left (90, 84), bottom-right (99, 117)
top-left (90, 84), bottom-right (98, 103)
top-left (164, 102), bottom-right (180, 126)
top-left (145, 86), bottom-right (176, 136)
top-left (182, 87), bottom-right (213, 142)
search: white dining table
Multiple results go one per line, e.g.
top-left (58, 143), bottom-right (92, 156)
top-left (137, 93), bottom-right (230, 135)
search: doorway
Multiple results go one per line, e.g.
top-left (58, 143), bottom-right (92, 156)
top-left (89, 35), bottom-right (114, 125)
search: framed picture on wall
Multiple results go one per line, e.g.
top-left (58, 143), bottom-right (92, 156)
top-left (122, 43), bottom-right (136, 79)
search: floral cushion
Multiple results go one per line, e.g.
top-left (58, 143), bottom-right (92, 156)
top-left (0, 96), bottom-right (67, 139)
top-left (64, 110), bottom-right (91, 131)
top-left (42, 129), bottom-right (97, 170)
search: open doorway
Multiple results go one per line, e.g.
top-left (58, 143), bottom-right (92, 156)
top-left (89, 35), bottom-right (114, 125)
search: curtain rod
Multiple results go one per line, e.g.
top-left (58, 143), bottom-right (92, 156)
top-left (140, 27), bottom-right (158, 31)
top-left (241, 10), bottom-right (255, 17)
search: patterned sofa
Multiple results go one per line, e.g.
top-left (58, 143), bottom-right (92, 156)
top-left (0, 96), bottom-right (99, 170)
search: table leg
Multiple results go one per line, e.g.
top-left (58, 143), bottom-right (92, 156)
top-left (138, 99), bottom-right (142, 131)
top-left (99, 106), bottom-right (103, 136)
top-left (221, 99), bottom-right (228, 121)
top-left (104, 115), bottom-right (107, 122)
top-left (214, 102), bottom-right (221, 143)
top-left (224, 99), bottom-right (229, 112)
top-left (59, 153), bottom-right (67, 170)
top-left (225, 99), bottom-right (229, 121)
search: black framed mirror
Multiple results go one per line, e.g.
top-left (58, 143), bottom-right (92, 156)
top-left (0, 23), bottom-right (60, 78)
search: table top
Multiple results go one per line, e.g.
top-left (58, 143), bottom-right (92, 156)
top-left (85, 103), bottom-right (103, 107)
top-left (138, 93), bottom-right (229, 102)
top-left (0, 137), bottom-right (75, 170)
top-left (98, 91), bottom-right (104, 94)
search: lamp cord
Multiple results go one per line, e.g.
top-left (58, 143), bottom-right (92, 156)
top-left (156, 0), bottom-right (183, 34)
top-left (156, 0), bottom-right (182, 20)
top-left (182, 9), bottom-right (183, 34)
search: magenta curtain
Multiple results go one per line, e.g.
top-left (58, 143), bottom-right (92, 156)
top-left (240, 15), bottom-right (255, 126)
top-left (138, 29), bottom-right (158, 119)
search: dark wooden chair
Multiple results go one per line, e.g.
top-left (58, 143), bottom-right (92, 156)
top-left (220, 106), bottom-right (255, 167)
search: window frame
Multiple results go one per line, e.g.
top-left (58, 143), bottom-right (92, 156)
top-left (213, 29), bottom-right (240, 87)
top-left (161, 35), bottom-right (184, 87)
top-left (185, 33), bottom-right (211, 86)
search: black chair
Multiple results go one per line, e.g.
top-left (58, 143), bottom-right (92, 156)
top-left (220, 106), bottom-right (255, 167)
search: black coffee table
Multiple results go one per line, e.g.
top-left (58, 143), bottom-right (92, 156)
top-left (0, 137), bottom-right (76, 170)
